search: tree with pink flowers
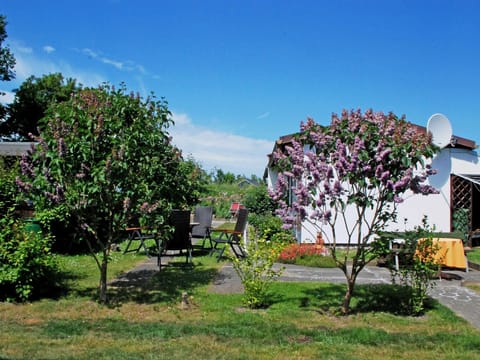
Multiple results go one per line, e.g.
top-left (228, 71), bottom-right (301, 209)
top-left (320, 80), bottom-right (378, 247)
top-left (17, 84), bottom-right (201, 303)
top-left (270, 109), bottom-right (438, 314)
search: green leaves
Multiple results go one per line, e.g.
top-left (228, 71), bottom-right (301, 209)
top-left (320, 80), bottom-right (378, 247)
top-left (0, 218), bottom-right (58, 302)
top-left (272, 109), bottom-right (441, 313)
top-left (18, 84), bottom-right (202, 303)
top-left (232, 237), bottom-right (285, 309)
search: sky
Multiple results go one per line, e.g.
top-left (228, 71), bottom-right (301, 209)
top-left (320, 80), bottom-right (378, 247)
top-left (1, 0), bottom-right (480, 176)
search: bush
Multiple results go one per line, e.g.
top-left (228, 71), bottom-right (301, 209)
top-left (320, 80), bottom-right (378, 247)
top-left (243, 184), bottom-right (277, 216)
top-left (232, 237), bottom-right (284, 308)
top-left (248, 213), bottom-right (291, 242)
top-left (0, 215), bottom-right (59, 302)
top-left (0, 158), bottom-right (59, 302)
top-left (0, 158), bottom-right (19, 218)
top-left (390, 217), bottom-right (442, 315)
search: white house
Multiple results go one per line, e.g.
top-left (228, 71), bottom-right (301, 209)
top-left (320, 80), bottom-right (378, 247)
top-left (265, 125), bottom-right (480, 247)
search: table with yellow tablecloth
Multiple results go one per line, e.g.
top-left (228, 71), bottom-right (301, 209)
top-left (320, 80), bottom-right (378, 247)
top-left (428, 238), bottom-right (467, 270)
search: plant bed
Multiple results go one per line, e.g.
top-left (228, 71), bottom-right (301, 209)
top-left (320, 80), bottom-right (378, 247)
top-left (277, 242), bottom-right (336, 268)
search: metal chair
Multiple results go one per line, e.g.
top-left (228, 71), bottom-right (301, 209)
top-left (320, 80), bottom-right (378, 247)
top-left (158, 210), bottom-right (192, 268)
top-left (210, 208), bottom-right (248, 260)
top-left (191, 206), bottom-right (213, 249)
top-left (123, 227), bottom-right (156, 256)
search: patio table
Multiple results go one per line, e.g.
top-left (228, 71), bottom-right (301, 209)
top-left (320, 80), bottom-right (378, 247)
top-left (432, 238), bottom-right (467, 270)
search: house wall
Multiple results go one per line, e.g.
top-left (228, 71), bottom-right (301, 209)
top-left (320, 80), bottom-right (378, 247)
top-left (394, 148), bottom-right (480, 233)
top-left (267, 147), bottom-right (480, 244)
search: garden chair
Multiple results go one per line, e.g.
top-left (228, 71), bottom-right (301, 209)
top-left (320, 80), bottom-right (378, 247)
top-left (229, 202), bottom-right (245, 218)
top-left (157, 210), bottom-right (192, 268)
top-left (123, 227), bottom-right (156, 256)
top-left (210, 208), bottom-right (248, 261)
top-left (190, 206), bottom-right (213, 249)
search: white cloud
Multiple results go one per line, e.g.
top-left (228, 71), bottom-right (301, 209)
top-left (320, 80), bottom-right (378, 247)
top-left (0, 90), bottom-right (15, 105)
top-left (136, 64), bottom-right (146, 74)
top-left (256, 111), bottom-right (270, 119)
top-left (101, 57), bottom-right (123, 70)
top-left (170, 113), bottom-right (273, 176)
top-left (81, 48), bottom-right (98, 59)
top-left (79, 48), bottom-right (148, 75)
top-left (43, 45), bottom-right (55, 54)
top-left (13, 50), bottom-right (106, 88)
top-left (12, 41), bottom-right (33, 54)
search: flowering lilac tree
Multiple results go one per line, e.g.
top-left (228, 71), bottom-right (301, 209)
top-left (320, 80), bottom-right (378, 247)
top-left (270, 109), bottom-right (438, 314)
top-left (18, 84), bottom-right (200, 303)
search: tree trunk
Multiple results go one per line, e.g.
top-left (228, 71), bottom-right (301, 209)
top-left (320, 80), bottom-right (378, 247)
top-left (341, 278), bottom-right (355, 315)
top-left (99, 255), bottom-right (108, 304)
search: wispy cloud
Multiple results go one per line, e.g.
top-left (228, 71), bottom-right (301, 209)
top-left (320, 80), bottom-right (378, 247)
top-left (79, 47), bottom-right (149, 74)
top-left (170, 113), bottom-right (272, 176)
top-left (10, 43), bottom-right (106, 87)
top-left (81, 48), bottom-right (123, 70)
top-left (256, 111), bottom-right (270, 120)
top-left (9, 41), bottom-right (154, 97)
top-left (43, 45), bottom-right (55, 54)
top-left (81, 48), bottom-right (98, 59)
top-left (101, 57), bottom-right (123, 70)
top-left (3, 41), bottom-right (272, 175)
top-left (12, 41), bottom-right (33, 54)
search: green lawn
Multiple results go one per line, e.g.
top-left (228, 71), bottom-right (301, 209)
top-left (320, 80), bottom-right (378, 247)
top-left (467, 248), bottom-right (480, 264)
top-left (0, 246), bottom-right (479, 360)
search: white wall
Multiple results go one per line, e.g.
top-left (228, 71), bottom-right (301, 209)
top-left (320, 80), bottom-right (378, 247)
top-left (393, 148), bottom-right (480, 235)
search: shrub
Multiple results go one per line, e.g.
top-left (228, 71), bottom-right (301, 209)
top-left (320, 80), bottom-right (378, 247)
top-left (0, 215), bottom-right (58, 302)
top-left (0, 158), bottom-right (58, 302)
top-left (243, 184), bottom-right (277, 216)
top-left (390, 217), bottom-right (442, 315)
top-left (0, 158), bottom-right (19, 218)
top-left (232, 237), bottom-right (284, 309)
top-left (248, 213), bottom-right (291, 242)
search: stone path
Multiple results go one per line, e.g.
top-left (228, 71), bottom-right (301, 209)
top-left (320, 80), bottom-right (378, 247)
top-left (430, 280), bottom-right (480, 328)
top-left (114, 256), bottom-right (480, 328)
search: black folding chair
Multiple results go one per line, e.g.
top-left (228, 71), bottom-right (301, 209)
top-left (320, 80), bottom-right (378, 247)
top-left (191, 206), bottom-right (213, 249)
top-left (158, 210), bottom-right (192, 268)
top-left (210, 208), bottom-right (248, 260)
top-left (123, 227), bottom-right (156, 256)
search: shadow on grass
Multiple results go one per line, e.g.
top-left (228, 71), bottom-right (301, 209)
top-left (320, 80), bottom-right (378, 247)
top-left (46, 269), bottom-right (99, 300)
top-left (297, 283), bottom-right (346, 313)
top-left (107, 259), bottom-right (218, 306)
top-left (299, 283), bottom-right (436, 316)
top-left (352, 284), bottom-right (436, 315)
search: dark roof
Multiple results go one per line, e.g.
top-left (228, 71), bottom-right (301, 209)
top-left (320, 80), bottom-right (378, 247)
top-left (266, 122), bottom-right (477, 173)
top-left (0, 142), bottom-right (35, 156)
top-left (454, 174), bottom-right (480, 186)
top-left (410, 123), bottom-right (476, 150)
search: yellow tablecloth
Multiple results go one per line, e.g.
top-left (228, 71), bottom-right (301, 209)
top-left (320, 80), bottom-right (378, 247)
top-left (430, 238), bottom-right (467, 269)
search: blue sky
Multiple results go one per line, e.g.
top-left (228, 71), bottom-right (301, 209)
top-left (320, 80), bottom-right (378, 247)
top-left (1, 0), bottom-right (480, 176)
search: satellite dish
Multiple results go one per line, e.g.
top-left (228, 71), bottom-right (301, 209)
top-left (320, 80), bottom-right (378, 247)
top-left (427, 113), bottom-right (452, 148)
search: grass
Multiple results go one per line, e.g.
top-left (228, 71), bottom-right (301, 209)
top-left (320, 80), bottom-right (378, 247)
top-left (1, 244), bottom-right (479, 359)
top-left (466, 248), bottom-right (480, 264)
top-left (54, 251), bottom-right (147, 298)
top-left (281, 254), bottom-right (337, 268)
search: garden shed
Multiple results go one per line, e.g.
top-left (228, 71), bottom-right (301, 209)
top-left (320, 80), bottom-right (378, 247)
top-left (265, 123), bottom-right (480, 246)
